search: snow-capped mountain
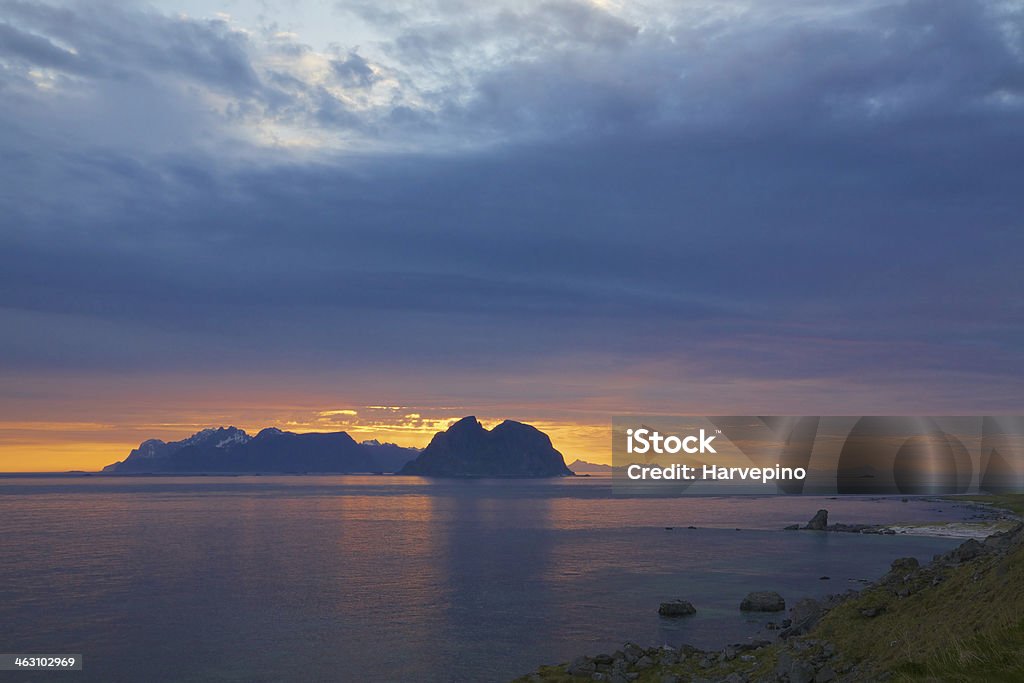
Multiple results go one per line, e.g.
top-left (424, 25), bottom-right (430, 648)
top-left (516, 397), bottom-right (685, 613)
top-left (103, 427), bottom-right (418, 474)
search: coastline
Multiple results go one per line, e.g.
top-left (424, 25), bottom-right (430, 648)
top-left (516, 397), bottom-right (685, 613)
top-left (515, 494), bottom-right (1024, 682)
top-left (886, 496), bottom-right (1022, 539)
top-left (884, 519), bottom-right (1019, 539)
top-left (831, 496), bottom-right (1021, 540)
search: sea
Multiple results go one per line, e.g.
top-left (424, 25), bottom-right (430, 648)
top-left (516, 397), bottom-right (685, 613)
top-left (0, 474), bottom-right (972, 682)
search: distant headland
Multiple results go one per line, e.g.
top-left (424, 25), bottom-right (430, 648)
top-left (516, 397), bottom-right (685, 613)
top-left (102, 426), bottom-right (419, 474)
top-left (103, 417), bottom-right (574, 478)
top-left (567, 459), bottom-right (613, 473)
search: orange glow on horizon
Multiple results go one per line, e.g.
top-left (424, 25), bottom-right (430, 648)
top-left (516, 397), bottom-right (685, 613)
top-left (0, 441), bottom-right (140, 473)
top-left (0, 413), bottom-right (612, 472)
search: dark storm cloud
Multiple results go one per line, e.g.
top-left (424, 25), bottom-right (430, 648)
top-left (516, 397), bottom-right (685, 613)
top-left (443, 0), bottom-right (1024, 141)
top-left (1, 0), bottom-right (1023, 407)
top-left (0, 21), bottom-right (81, 71)
top-left (0, 0), bottom-right (260, 93)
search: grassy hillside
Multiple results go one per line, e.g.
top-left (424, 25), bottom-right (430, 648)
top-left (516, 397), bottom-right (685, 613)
top-left (954, 493), bottom-right (1024, 517)
top-left (816, 523), bottom-right (1024, 680)
top-left (516, 494), bottom-right (1024, 683)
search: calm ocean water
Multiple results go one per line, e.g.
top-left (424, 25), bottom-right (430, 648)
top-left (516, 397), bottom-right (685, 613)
top-left (0, 475), bottom-right (969, 682)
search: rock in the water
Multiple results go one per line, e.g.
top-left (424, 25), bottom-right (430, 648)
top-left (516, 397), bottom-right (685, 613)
top-left (740, 591), bottom-right (786, 612)
top-left (658, 600), bottom-right (697, 617)
top-left (805, 509), bottom-right (829, 530)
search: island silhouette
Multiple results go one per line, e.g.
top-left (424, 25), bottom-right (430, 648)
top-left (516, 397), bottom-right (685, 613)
top-left (400, 416), bottom-right (573, 478)
top-left (103, 417), bottom-right (574, 477)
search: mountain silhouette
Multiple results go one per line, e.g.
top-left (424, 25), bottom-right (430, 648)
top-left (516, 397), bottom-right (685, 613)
top-left (399, 416), bottom-right (573, 478)
top-left (103, 426), bottom-right (419, 473)
top-left (567, 459), bottom-right (612, 473)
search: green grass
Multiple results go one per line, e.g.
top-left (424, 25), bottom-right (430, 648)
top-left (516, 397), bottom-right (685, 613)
top-left (516, 495), bottom-right (1024, 682)
top-left (815, 543), bottom-right (1024, 681)
top-left (514, 653), bottom-right (780, 683)
top-left (810, 492), bottom-right (1024, 680)
top-left (950, 493), bottom-right (1024, 518)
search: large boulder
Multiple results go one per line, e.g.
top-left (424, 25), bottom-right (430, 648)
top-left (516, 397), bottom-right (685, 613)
top-left (885, 556), bottom-right (920, 580)
top-left (659, 600), bottom-right (697, 617)
top-left (566, 656), bottom-right (596, 676)
top-left (948, 538), bottom-right (986, 564)
top-left (984, 522), bottom-right (1024, 553)
top-left (740, 591), bottom-right (786, 612)
top-left (781, 598), bottom-right (822, 637)
top-left (804, 509), bottom-right (829, 530)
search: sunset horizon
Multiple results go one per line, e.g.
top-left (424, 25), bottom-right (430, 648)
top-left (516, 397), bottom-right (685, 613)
top-left (4, 1), bottom-right (1023, 477)
top-left (3, 0), bottom-right (1023, 680)
top-left (0, 407), bottom-right (614, 472)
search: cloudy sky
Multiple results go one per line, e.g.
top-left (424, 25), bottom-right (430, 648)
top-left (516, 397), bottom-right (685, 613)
top-left (1, 0), bottom-right (1023, 469)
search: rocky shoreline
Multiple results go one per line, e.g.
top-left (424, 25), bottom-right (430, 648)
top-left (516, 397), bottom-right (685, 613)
top-left (516, 500), bottom-right (1024, 683)
top-left (783, 499), bottom-right (1020, 538)
top-left (783, 508), bottom-right (897, 535)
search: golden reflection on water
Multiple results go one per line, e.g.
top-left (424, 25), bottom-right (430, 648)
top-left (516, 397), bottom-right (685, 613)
top-left (0, 475), bottom-right (969, 682)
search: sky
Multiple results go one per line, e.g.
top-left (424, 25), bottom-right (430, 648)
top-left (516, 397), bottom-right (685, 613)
top-left (1, 0), bottom-right (1023, 470)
